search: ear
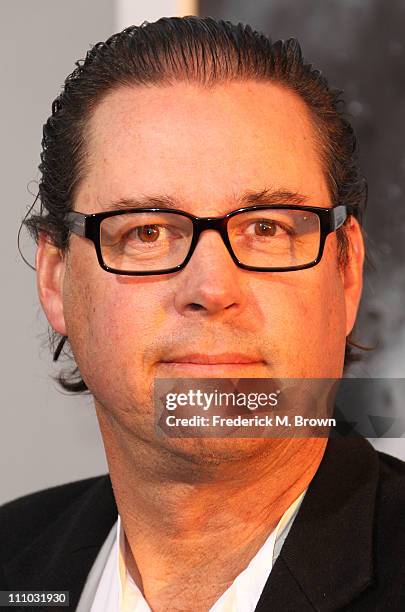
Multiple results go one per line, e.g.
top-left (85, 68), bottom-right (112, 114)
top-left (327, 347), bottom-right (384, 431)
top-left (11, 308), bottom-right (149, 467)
top-left (341, 217), bottom-right (365, 337)
top-left (36, 233), bottom-right (67, 336)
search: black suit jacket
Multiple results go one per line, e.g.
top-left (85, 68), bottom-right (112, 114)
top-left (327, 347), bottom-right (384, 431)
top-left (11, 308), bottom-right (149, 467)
top-left (1, 436), bottom-right (404, 611)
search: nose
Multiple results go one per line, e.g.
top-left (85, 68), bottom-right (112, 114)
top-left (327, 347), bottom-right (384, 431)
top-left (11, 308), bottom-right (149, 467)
top-left (173, 229), bottom-right (247, 317)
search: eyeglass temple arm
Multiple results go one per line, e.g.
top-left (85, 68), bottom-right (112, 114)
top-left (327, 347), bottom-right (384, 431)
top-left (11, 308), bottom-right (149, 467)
top-left (66, 211), bottom-right (86, 237)
top-left (331, 205), bottom-right (352, 231)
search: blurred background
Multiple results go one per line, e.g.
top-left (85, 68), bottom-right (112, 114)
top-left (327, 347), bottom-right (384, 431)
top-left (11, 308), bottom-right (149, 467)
top-left (1, 0), bottom-right (404, 505)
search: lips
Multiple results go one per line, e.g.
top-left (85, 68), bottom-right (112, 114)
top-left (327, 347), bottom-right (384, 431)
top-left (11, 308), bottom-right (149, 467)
top-left (161, 353), bottom-right (264, 365)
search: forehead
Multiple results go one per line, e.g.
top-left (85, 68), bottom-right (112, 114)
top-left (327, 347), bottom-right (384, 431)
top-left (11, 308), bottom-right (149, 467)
top-left (78, 81), bottom-right (330, 213)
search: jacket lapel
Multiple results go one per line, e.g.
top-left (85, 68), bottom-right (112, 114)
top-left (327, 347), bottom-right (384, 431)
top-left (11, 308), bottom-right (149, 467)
top-left (3, 475), bottom-right (117, 610)
top-left (256, 436), bottom-right (379, 611)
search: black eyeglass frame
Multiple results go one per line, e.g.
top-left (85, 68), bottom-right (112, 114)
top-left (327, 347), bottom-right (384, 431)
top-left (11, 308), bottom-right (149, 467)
top-left (65, 204), bottom-right (353, 275)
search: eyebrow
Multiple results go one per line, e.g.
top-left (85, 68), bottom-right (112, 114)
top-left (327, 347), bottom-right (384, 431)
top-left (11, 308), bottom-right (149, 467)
top-left (100, 188), bottom-right (309, 212)
top-left (103, 194), bottom-right (179, 211)
top-left (240, 188), bottom-right (309, 206)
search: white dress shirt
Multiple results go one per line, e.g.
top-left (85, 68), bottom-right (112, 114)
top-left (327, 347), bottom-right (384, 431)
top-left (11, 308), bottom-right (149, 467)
top-left (77, 489), bottom-right (306, 612)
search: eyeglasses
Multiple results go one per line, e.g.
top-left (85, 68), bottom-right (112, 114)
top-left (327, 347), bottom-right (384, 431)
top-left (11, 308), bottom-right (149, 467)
top-left (65, 204), bottom-right (352, 275)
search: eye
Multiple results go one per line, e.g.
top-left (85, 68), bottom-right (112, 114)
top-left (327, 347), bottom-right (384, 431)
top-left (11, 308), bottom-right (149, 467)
top-left (242, 219), bottom-right (293, 238)
top-left (252, 220), bottom-right (278, 237)
top-left (123, 223), bottom-right (180, 246)
top-left (135, 224), bottom-right (161, 242)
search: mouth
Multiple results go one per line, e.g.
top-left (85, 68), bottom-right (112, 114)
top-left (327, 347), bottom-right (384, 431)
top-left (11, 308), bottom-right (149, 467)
top-left (158, 353), bottom-right (266, 373)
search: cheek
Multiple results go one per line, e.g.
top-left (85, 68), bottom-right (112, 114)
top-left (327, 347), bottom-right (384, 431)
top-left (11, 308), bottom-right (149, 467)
top-left (253, 251), bottom-right (347, 376)
top-left (92, 292), bottom-right (156, 353)
top-left (292, 254), bottom-right (347, 375)
top-left (63, 267), bottom-right (166, 393)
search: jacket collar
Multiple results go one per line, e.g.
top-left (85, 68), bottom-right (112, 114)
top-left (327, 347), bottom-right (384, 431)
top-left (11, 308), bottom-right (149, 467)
top-left (256, 436), bottom-right (379, 611)
top-left (4, 436), bottom-right (379, 611)
top-left (3, 475), bottom-right (118, 610)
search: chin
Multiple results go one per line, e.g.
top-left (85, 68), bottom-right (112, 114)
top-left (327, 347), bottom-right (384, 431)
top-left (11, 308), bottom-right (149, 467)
top-left (159, 437), bottom-right (281, 468)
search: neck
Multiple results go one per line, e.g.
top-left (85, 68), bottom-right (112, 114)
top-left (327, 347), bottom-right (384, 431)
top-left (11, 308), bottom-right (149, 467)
top-left (95, 401), bottom-right (327, 608)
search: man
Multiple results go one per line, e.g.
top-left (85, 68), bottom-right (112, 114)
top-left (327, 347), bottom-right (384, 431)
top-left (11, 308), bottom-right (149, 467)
top-left (1, 16), bottom-right (404, 611)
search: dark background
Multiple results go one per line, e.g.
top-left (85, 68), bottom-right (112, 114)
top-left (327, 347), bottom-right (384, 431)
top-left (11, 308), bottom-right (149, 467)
top-left (200, 0), bottom-right (405, 379)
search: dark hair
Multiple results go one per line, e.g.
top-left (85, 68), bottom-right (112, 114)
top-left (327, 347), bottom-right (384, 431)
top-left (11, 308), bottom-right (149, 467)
top-left (24, 16), bottom-right (369, 393)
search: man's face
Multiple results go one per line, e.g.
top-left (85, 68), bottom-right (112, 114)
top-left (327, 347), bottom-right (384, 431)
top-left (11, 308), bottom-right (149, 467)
top-left (38, 81), bottom-right (364, 454)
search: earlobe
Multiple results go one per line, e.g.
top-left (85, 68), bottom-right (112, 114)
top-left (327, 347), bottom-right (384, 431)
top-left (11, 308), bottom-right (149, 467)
top-left (36, 233), bottom-right (67, 336)
top-left (342, 217), bottom-right (365, 337)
